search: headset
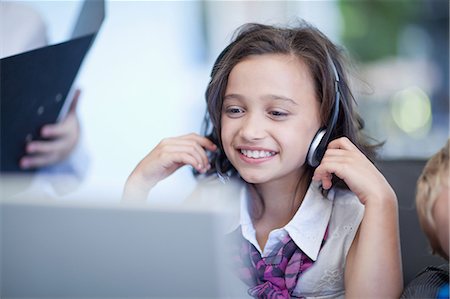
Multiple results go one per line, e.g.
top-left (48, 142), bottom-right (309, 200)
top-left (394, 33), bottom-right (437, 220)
top-left (306, 55), bottom-right (341, 168)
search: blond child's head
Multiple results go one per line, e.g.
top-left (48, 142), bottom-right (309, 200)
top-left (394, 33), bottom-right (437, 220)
top-left (416, 139), bottom-right (449, 261)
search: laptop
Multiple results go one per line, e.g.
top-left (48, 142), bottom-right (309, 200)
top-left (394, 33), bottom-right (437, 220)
top-left (0, 196), bottom-right (249, 298)
top-left (0, 0), bottom-right (105, 173)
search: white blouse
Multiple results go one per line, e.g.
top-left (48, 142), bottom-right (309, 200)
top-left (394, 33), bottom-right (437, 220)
top-left (237, 181), bottom-right (364, 298)
top-left (191, 177), bottom-right (365, 298)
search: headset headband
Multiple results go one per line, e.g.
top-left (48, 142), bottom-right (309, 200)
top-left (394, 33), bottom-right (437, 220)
top-left (308, 53), bottom-right (341, 167)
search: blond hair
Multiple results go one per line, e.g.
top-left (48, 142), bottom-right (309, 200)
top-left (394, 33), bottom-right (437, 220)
top-left (416, 139), bottom-right (449, 259)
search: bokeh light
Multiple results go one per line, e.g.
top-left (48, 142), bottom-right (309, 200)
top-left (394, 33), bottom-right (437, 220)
top-left (390, 86), bottom-right (432, 137)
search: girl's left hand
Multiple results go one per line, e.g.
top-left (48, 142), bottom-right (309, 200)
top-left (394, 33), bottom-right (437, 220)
top-left (312, 137), bottom-right (395, 205)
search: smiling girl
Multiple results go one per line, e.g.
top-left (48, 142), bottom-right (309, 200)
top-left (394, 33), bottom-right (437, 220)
top-left (123, 22), bottom-right (403, 298)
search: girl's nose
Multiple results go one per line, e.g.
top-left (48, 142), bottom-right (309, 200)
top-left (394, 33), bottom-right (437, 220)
top-left (239, 113), bottom-right (266, 141)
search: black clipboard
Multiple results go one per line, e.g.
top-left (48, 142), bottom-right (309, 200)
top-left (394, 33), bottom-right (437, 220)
top-left (0, 0), bottom-right (105, 173)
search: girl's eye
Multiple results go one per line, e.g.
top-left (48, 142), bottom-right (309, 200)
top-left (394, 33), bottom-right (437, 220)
top-left (224, 106), bottom-right (244, 117)
top-left (269, 110), bottom-right (288, 118)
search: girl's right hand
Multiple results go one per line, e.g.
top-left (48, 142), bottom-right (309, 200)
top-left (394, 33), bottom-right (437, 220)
top-left (122, 133), bottom-right (217, 201)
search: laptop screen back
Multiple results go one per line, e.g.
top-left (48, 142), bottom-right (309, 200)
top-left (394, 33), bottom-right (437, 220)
top-left (0, 199), bottom-right (248, 298)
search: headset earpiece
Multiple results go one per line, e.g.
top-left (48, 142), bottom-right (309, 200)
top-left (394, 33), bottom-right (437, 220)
top-left (307, 129), bottom-right (326, 167)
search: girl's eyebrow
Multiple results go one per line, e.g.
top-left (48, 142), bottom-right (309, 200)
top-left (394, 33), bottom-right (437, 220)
top-left (263, 94), bottom-right (298, 105)
top-left (223, 93), bottom-right (244, 101)
top-left (223, 93), bottom-right (298, 105)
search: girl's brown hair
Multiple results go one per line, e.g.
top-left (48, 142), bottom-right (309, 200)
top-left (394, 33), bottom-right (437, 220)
top-left (199, 21), bottom-right (378, 189)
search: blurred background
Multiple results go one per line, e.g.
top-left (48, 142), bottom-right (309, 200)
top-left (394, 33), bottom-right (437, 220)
top-left (17, 0), bottom-right (450, 201)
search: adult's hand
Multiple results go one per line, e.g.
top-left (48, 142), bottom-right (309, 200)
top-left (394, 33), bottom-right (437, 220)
top-left (20, 89), bottom-right (81, 169)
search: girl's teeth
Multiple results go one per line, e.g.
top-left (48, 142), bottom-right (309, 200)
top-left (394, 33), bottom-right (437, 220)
top-left (240, 149), bottom-right (275, 158)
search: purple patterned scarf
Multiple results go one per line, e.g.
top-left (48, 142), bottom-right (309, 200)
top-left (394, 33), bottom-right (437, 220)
top-left (229, 228), bottom-right (328, 299)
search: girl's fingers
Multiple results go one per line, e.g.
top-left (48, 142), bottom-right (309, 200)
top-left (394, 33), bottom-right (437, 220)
top-left (313, 141), bottom-right (359, 189)
top-left (314, 161), bottom-right (343, 177)
top-left (125, 133), bottom-right (218, 201)
top-left (162, 133), bottom-right (217, 168)
top-left (170, 139), bottom-right (211, 169)
top-left (313, 137), bottom-right (394, 205)
top-left (131, 150), bottom-right (203, 192)
top-left (165, 152), bottom-right (204, 172)
top-left (181, 133), bottom-right (217, 151)
top-left (132, 133), bottom-right (218, 188)
top-left (312, 172), bottom-right (333, 190)
top-left (160, 144), bottom-right (208, 172)
top-left (313, 163), bottom-right (338, 190)
top-left (327, 137), bottom-right (358, 151)
top-left (160, 138), bottom-right (208, 165)
top-left (320, 148), bottom-right (348, 158)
